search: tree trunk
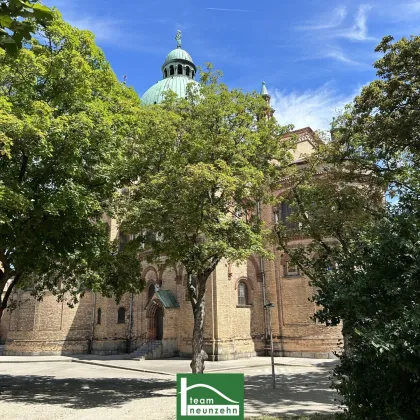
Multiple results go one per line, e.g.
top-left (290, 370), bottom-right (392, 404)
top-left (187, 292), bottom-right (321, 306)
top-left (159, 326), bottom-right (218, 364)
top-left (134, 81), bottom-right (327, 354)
top-left (0, 272), bottom-right (21, 321)
top-left (342, 319), bottom-right (352, 356)
top-left (186, 258), bottom-right (220, 374)
top-left (190, 292), bottom-right (208, 373)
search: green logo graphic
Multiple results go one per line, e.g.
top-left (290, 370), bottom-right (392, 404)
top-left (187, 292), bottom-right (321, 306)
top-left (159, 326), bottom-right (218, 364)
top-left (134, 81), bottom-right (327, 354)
top-left (176, 373), bottom-right (244, 419)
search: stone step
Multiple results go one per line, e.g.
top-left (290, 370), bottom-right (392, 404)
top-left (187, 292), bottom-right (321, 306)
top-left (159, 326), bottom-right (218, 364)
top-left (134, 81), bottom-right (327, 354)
top-left (131, 340), bottom-right (162, 356)
top-left (133, 347), bottom-right (161, 355)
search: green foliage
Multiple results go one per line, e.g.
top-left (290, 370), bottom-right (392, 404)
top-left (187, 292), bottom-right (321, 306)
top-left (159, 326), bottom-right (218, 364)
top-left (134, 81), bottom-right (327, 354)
top-left (0, 12), bottom-right (143, 311)
top-left (115, 67), bottom-right (293, 371)
top-left (323, 211), bottom-right (420, 419)
top-left (332, 35), bottom-right (420, 201)
top-left (117, 68), bottom-right (292, 278)
top-left (277, 35), bottom-right (420, 419)
top-left (0, 0), bottom-right (53, 54)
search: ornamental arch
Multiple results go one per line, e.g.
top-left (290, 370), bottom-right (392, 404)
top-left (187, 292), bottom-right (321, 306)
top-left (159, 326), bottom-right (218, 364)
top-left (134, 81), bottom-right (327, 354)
top-left (146, 300), bottom-right (164, 340)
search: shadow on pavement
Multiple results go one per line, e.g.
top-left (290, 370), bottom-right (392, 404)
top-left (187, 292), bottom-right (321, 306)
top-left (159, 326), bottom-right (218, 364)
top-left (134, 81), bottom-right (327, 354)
top-left (0, 374), bottom-right (176, 409)
top-left (245, 369), bottom-right (342, 416)
top-left (0, 366), bottom-right (342, 416)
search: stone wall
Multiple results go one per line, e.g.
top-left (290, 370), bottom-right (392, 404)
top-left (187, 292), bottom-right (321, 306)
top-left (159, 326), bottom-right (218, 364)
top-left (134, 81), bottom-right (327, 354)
top-left (3, 236), bottom-right (341, 359)
top-left (0, 305), bottom-right (11, 344)
top-left (4, 290), bottom-right (93, 355)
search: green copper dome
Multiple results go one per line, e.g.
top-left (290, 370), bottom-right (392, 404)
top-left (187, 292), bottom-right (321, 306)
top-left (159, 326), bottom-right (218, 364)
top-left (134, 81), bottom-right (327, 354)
top-left (141, 31), bottom-right (198, 105)
top-left (163, 48), bottom-right (193, 66)
top-left (141, 76), bottom-right (198, 105)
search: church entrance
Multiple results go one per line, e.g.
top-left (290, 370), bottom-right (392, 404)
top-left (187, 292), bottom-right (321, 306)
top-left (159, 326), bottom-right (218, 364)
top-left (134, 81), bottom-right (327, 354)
top-left (156, 307), bottom-right (163, 340)
top-left (147, 301), bottom-right (164, 340)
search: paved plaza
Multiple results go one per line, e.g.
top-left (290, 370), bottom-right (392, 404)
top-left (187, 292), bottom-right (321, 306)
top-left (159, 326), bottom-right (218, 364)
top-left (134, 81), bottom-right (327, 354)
top-left (0, 356), bottom-right (341, 419)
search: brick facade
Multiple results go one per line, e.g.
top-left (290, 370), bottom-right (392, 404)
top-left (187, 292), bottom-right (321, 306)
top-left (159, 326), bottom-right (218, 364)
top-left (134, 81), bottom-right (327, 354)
top-left (0, 128), bottom-right (341, 359)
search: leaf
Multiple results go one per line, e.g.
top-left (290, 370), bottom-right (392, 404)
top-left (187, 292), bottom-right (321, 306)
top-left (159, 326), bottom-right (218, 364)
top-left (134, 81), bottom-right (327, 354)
top-left (31, 4), bottom-right (53, 20)
top-left (0, 15), bottom-right (14, 27)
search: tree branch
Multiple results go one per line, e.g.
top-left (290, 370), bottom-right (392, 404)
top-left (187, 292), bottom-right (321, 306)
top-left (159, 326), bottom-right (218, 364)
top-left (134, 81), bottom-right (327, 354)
top-left (1, 273), bottom-right (22, 311)
top-left (292, 187), bottom-right (333, 255)
top-left (18, 154), bottom-right (28, 184)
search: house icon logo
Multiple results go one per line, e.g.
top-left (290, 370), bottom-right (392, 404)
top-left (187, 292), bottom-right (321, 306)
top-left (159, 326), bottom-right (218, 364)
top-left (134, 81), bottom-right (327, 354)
top-left (177, 373), bottom-right (244, 419)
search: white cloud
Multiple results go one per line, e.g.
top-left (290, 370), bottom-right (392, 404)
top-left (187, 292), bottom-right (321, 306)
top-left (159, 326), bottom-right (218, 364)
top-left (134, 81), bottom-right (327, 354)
top-left (270, 84), bottom-right (361, 131)
top-left (206, 8), bottom-right (254, 12)
top-left (323, 47), bottom-right (366, 66)
top-left (403, 1), bottom-right (420, 14)
top-left (45, 0), bottom-right (125, 44)
top-left (337, 4), bottom-right (374, 41)
top-left (298, 46), bottom-right (367, 67)
top-left (296, 6), bottom-right (347, 31)
top-left (381, 1), bottom-right (420, 22)
top-left (296, 4), bottom-right (374, 42)
top-left (293, 4), bottom-right (376, 70)
top-left (65, 17), bottom-right (123, 43)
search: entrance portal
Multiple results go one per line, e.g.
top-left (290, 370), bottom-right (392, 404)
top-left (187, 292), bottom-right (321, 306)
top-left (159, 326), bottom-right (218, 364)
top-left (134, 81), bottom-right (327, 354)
top-left (156, 307), bottom-right (163, 340)
top-left (147, 301), bottom-right (164, 340)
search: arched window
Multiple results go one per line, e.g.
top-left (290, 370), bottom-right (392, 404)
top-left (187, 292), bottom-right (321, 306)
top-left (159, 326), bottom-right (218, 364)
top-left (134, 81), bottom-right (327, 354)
top-left (279, 201), bottom-right (299, 229)
top-left (192, 70), bottom-right (195, 78)
top-left (238, 282), bottom-right (248, 306)
top-left (170, 65), bottom-right (174, 76)
top-left (177, 64), bottom-right (183, 75)
top-left (164, 69), bottom-right (168, 78)
top-left (97, 308), bottom-right (102, 325)
top-left (186, 66), bottom-right (190, 76)
top-left (148, 283), bottom-right (155, 301)
top-left (117, 307), bottom-right (126, 324)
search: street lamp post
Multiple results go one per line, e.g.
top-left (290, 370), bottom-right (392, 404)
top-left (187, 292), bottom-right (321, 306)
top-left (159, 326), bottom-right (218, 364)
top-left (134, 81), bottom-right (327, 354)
top-left (264, 302), bottom-right (276, 389)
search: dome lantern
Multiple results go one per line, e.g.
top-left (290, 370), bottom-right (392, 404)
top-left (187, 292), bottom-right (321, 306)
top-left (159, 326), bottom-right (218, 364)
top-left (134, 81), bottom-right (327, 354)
top-left (161, 30), bottom-right (197, 80)
top-left (141, 31), bottom-right (199, 105)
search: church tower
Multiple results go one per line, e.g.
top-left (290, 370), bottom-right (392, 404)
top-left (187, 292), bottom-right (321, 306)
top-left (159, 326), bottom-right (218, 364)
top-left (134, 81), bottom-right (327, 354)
top-left (260, 81), bottom-right (275, 119)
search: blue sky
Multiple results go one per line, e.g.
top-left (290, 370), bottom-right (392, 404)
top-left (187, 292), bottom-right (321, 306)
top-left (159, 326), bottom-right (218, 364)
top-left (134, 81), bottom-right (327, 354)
top-left (45, 0), bottom-right (420, 131)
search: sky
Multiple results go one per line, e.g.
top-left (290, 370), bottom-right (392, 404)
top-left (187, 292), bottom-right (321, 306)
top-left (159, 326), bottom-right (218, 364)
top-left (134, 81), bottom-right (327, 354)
top-left (44, 0), bottom-right (420, 131)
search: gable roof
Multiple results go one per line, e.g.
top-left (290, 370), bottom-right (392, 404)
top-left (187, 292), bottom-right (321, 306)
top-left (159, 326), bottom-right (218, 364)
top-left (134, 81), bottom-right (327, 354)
top-left (144, 289), bottom-right (180, 310)
top-left (281, 126), bottom-right (322, 146)
top-left (157, 290), bottom-right (180, 308)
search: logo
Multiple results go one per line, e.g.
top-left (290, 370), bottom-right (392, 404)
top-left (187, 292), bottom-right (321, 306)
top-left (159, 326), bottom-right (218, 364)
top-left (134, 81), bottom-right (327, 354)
top-left (177, 373), bottom-right (244, 419)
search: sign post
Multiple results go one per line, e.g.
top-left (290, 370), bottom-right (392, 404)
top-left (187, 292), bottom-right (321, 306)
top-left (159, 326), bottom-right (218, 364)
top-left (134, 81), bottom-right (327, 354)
top-left (264, 302), bottom-right (276, 389)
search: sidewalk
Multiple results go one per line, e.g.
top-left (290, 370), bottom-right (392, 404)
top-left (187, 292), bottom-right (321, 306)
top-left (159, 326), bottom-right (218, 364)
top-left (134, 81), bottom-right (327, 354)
top-left (0, 355), bottom-right (341, 418)
top-left (0, 354), bottom-right (338, 375)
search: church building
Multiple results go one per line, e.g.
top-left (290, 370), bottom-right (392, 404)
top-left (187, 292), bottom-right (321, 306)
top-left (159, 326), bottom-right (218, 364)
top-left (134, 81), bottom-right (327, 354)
top-left (0, 34), bottom-right (340, 360)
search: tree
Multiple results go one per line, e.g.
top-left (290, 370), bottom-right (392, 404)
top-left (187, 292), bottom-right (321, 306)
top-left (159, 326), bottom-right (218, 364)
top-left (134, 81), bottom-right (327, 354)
top-left (115, 71), bottom-right (293, 373)
top-left (321, 209), bottom-right (420, 419)
top-left (0, 11), bottom-right (144, 321)
top-left (276, 35), bottom-right (420, 418)
top-left (331, 35), bottom-right (420, 201)
top-left (0, 0), bottom-right (53, 54)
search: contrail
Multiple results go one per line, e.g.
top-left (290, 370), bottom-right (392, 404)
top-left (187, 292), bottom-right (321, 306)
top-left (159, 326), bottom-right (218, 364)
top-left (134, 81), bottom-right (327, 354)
top-left (206, 7), bottom-right (254, 12)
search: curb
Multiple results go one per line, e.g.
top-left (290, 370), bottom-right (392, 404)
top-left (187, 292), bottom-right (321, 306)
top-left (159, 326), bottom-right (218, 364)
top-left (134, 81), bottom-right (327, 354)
top-left (208, 362), bottom-right (333, 372)
top-left (274, 362), bottom-right (335, 369)
top-left (0, 358), bottom-right (72, 363)
top-left (207, 363), bottom-right (272, 372)
top-left (71, 359), bottom-right (177, 377)
top-left (0, 357), bottom-right (336, 371)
